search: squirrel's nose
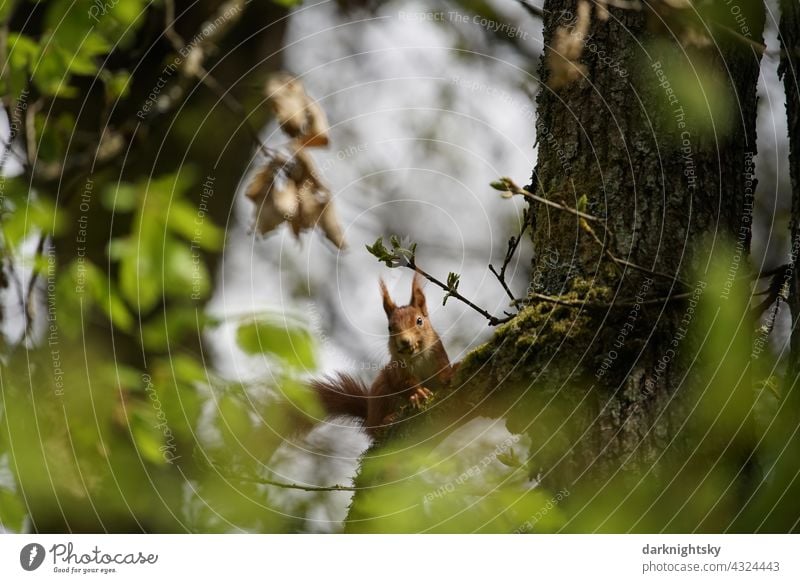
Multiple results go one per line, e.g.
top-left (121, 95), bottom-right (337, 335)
top-left (399, 338), bottom-right (413, 351)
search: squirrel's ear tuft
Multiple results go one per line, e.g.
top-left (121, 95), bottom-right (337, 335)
top-left (410, 273), bottom-right (428, 316)
top-left (379, 279), bottom-right (396, 317)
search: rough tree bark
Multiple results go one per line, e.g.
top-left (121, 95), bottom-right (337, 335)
top-left (755, 0), bottom-right (800, 532)
top-left (345, 1), bottom-right (765, 532)
top-left (782, 0), bottom-right (800, 384)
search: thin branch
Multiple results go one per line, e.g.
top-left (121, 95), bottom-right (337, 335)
top-left (613, 257), bottom-right (688, 288)
top-left (489, 210), bottom-right (529, 303)
top-left (163, 0), bottom-right (276, 160)
top-left (3, 254), bottom-right (26, 332)
top-left (489, 264), bottom-right (517, 303)
top-left (751, 266), bottom-right (790, 318)
top-left (514, 289), bottom-right (696, 310)
top-left (407, 259), bottom-right (514, 326)
top-left (215, 467), bottom-right (358, 492)
top-left (24, 98), bottom-right (42, 168)
top-left (20, 234), bottom-right (46, 341)
top-left (710, 20), bottom-right (781, 59)
top-left (751, 263), bottom-right (790, 281)
top-left (516, 0), bottom-right (545, 19)
top-left (578, 215), bottom-right (626, 279)
top-left (500, 178), bottom-right (692, 289)
top-left (0, 134), bottom-right (28, 173)
top-left (502, 178), bottom-right (604, 223)
top-left (195, 65), bottom-right (277, 159)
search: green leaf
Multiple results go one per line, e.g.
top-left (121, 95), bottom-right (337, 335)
top-left (443, 272), bottom-right (460, 306)
top-left (280, 378), bottom-right (324, 420)
top-left (0, 0), bottom-right (19, 22)
top-left (119, 225), bottom-right (163, 313)
top-left (101, 70), bottom-right (132, 101)
top-left (0, 487), bottom-right (26, 532)
top-left (366, 237), bottom-right (394, 266)
top-left (33, 37), bottom-right (78, 97)
top-left (35, 113), bottom-right (76, 162)
top-left (236, 319), bottom-right (316, 369)
top-left (129, 411), bottom-right (167, 466)
top-left (6, 33), bottom-right (37, 67)
top-left (83, 261), bottom-right (134, 332)
top-left (103, 364), bottom-right (144, 392)
top-left (1, 194), bottom-right (65, 249)
top-left (366, 236), bottom-right (417, 267)
top-left (172, 353), bottom-right (211, 385)
top-left (217, 395), bottom-right (252, 448)
top-left (163, 239), bottom-right (210, 301)
top-left (167, 199), bottom-right (223, 251)
top-left (496, 448), bottom-right (523, 469)
top-left (102, 183), bottom-right (139, 212)
top-left (4, 33), bottom-right (37, 99)
top-left (141, 308), bottom-right (206, 352)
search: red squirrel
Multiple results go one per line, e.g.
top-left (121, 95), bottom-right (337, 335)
top-left (311, 274), bottom-right (453, 435)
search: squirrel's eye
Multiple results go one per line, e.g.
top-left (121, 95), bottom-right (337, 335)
top-left (416, 317), bottom-right (423, 326)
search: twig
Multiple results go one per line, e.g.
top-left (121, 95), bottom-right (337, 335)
top-left (516, 0), bottom-right (546, 19)
top-left (489, 209), bottom-right (529, 302)
top-left (751, 266), bottom-right (790, 318)
top-left (163, 0), bottom-right (276, 160)
top-left (3, 254), bottom-right (26, 331)
top-left (24, 98), bottom-right (42, 168)
top-left (751, 263), bottom-right (789, 281)
top-left (578, 215), bottom-right (626, 279)
top-left (514, 289), bottom-right (696, 310)
top-left (613, 257), bottom-right (688, 288)
top-left (20, 234), bottom-right (46, 341)
top-left (215, 467), bottom-right (358, 492)
top-left (501, 178), bottom-right (604, 223)
top-left (499, 178), bottom-right (692, 289)
top-left (0, 132), bottom-right (28, 173)
top-left (407, 259), bottom-right (514, 326)
top-left (710, 20), bottom-right (781, 59)
top-left (489, 264), bottom-right (517, 303)
top-left (195, 65), bottom-right (277, 159)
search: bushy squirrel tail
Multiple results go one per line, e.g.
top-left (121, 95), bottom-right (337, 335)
top-left (310, 373), bottom-right (370, 421)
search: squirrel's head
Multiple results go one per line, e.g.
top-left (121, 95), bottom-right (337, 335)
top-left (380, 274), bottom-right (438, 361)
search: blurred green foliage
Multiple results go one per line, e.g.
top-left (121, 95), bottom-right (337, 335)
top-left (0, 0), bottom-right (322, 533)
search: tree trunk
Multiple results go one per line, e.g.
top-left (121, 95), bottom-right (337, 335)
top-left (748, 0), bottom-right (800, 532)
top-left (782, 0), bottom-right (800, 384)
top-left (345, 1), bottom-right (764, 532)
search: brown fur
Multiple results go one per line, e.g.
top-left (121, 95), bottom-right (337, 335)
top-left (311, 274), bottom-right (452, 435)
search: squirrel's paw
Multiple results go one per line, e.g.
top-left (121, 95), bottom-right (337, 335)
top-left (409, 387), bottom-right (434, 409)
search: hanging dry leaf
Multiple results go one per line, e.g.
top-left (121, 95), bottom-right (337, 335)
top-left (288, 179), bottom-right (346, 249)
top-left (317, 200), bottom-right (346, 249)
top-left (289, 150), bottom-right (346, 249)
top-left (649, 0), bottom-right (712, 48)
top-left (246, 158), bottom-right (295, 236)
top-left (546, 0), bottom-right (592, 89)
top-left (265, 72), bottom-right (330, 147)
top-left (245, 72), bottom-right (345, 249)
top-left (245, 151), bottom-right (346, 249)
top-left (660, 0), bottom-right (691, 8)
top-left (244, 157), bottom-right (280, 202)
